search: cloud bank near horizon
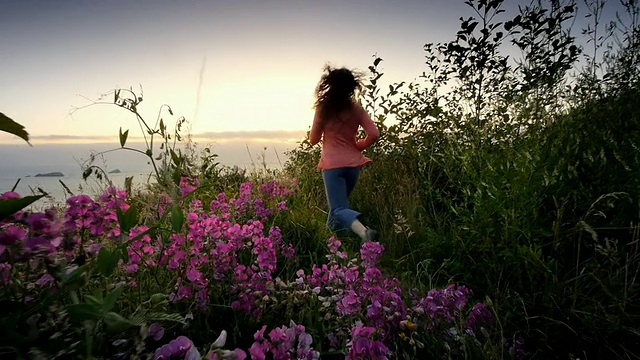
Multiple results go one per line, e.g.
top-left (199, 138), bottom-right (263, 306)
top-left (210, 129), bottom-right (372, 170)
top-left (0, 129), bottom-right (308, 145)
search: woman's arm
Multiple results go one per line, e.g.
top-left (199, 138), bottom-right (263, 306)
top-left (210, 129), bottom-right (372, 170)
top-left (308, 108), bottom-right (323, 145)
top-left (355, 105), bottom-right (379, 151)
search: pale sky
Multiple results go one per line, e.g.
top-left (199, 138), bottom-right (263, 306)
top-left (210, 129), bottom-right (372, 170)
top-left (0, 0), bottom-right (628, 148)
top-left (0, 0), bottom-right (471, 146)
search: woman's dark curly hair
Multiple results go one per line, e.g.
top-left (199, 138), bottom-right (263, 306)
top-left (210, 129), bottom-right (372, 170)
top-left (314, 66), bottom-right (363, 123)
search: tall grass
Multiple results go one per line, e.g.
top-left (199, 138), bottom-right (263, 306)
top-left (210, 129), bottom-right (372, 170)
top-left (284, 0), bottom-right (640, 358)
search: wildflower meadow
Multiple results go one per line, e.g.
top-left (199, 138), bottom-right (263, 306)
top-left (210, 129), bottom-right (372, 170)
top-left (0, 178), bottom-right (494, 359)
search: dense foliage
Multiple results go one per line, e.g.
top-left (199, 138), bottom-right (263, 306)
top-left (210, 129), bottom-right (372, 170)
top-left (286, 0), bottom-right (640, 358)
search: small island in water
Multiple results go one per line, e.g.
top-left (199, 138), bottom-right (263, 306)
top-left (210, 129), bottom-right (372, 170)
top-left (34, 172), bottom-right (65, 177)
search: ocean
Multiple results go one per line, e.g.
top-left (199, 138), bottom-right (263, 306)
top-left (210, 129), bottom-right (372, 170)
top-left (0, 141), bottom-right (295, 209)
top-left (0, 166), bottom-right (152, 209)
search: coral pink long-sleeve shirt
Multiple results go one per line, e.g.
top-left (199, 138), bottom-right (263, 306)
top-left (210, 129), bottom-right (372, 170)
top-left (308, 104), bottom-right (379, 170)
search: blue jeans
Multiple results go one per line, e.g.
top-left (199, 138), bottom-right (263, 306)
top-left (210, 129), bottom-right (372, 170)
top-left (322, 166), bottom-right (361, 233)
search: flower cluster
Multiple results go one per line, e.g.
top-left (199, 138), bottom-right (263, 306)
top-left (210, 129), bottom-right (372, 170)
top-left (409, 284), bottom-right (492, 332)
top-left (64, 186), bottom-right (129, 241)
top-left (1, 208), bottom-right (62, 259)
top-left (1, 190), bottom-right (64, 262)
top-left (289, 237), bottom-right (406, 348)
top-left (504, 335), bottom-right (527, 360)
top-left (346, 322), bottom-right (390, 360)
top-left (249, 321), bottom-right (320, 360)
top-left (179, 177), bottom-right (199, 197)
top-left (0, 177), bottom-right (294, 306)
top-left (156, 179), bottom-right (294, 313)
top-left (387, 284), bottom-right (495, 357)
top-left (264, 235), bottom-right (495, 358)
top-left (412, 284), bottom-right (472, 328)
top-left (154, 335), bottom-right (200, 360)
top-left (259, 179), bottom-right (295, 200)
top-left (124, 225), bottom-right (156, 274)
top-left (229, 180), bottom-right (294, 221)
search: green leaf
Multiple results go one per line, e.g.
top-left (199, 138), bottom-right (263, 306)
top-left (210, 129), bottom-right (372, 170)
top-left (103, 312), bottom-right (137, 333)
top-left (123, 204), bottom-right (139, 232)
top-left (146, 312), bottom-right (187, 324)
top-left (0, 195), bottom-right (44, 221)
top-left (124, 176), bottom-right (133, 195)
top-left (103, 286), bottom-right (125, 313)
top-left (171, 205), bottom-right (185, 232)
top-left (85, 294), bottom-right (103, 307)
top-left (172, 168), bottom-right (182, 187)
top-left (119, 127), bottom-right (129, 148)
top-left (161, 233), bottom-right (171, 247)
top-left (119, 247), bottom-right (129, 264)
top-left (59, 179), bottom-right (74, 196)
top-left (10, 178), bottom-right (20, 192)
top-left (117, 227), bottom-right (154, 249)
top-left (82, 167), bottom-right (93, 180)
top-left (149, 293), bottom-right (168, 304)
top-left (97, 247), bottom-right (120, 277)
top-left (60, 264), bottom-right (89, 288)
top-left (67, 303), bottom-right (101, 323)
top-left (116, 204), bottom-right (139, 234)
top-left (0, 112), bottom-right (30, 145)
top-left (129, 313), bottom-right (146, 327)
top-left (170, 149), bottom-right (181, 166)
top-left (578, 220), bottom-right (599, 241)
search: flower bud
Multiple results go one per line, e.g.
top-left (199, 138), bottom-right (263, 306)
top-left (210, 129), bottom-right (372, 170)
top-left (212, 330), bottom-right (227, 348)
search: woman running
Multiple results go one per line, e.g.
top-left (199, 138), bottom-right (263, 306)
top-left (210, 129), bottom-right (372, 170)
top-left (309, 66), bottom-right (380, 243)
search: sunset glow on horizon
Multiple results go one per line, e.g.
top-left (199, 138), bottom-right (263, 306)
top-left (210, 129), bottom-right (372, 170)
top-left (0, 0), bottom-right (628, 146)
top-left (0, 0), bottom-right (464, 146)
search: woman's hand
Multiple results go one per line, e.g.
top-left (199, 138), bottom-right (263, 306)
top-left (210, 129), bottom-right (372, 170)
top-left (356, 105), bottom-right (379, 151)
